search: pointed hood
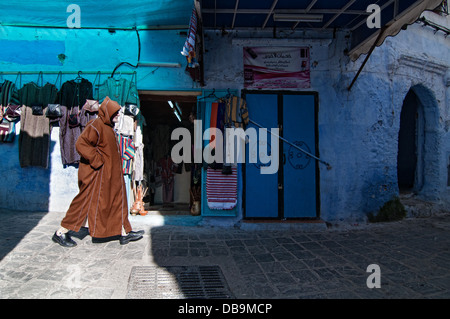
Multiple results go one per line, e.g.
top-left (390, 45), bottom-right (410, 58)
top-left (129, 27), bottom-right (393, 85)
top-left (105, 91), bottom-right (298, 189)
top-left (98, 96), bottom-right (121, 126)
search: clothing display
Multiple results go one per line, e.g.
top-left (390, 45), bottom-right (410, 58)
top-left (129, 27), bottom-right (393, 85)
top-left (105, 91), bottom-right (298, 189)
top-left (0, 66), bottom-right (248, 219)
top-left (0, 72), bottom-right (146, 216)
top-left (200, 93), bottom-right (247, 213)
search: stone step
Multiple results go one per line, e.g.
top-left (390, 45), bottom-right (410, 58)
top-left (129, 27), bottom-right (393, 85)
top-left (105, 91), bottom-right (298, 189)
top-left (399, 195), bottom-right (448, 218)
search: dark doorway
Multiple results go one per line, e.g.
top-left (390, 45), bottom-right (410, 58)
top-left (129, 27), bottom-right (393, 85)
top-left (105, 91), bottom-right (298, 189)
top-left (138, 92), bottom-right (199, 216)
top-left (397, 90), bottom-right (419, 192)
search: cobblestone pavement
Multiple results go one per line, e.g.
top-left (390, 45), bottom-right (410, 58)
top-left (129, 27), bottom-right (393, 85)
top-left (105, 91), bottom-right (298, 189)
top-left (0, 210), bottom-right (449, 299)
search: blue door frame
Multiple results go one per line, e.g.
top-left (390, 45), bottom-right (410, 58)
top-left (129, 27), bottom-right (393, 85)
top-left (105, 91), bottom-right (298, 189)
top-left (242, 90), bottom-right (320, 219)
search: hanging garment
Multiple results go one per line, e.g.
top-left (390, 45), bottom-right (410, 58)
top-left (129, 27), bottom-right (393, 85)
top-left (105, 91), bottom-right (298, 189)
top-left (0, 118), bottom-right (16, 143)
top-left (206, 166), bottom-right (238, 210)
top-left (115, 109), bottom-right (135, 136)
top-left (133, 125), bottom-right (144, 182)
top-left (0, 80), bottom-right (20, 143)
top-left (118, 134), bottom-right (136, 175)
top-left (18, 82), bottom-right (58, 168)
top-left (1, 80), bottom-right (21, 107)
top-left (124, 174), bottom-right (133, 211)
top-left (216, 102), bottom-right (225, 133)
top-left (58, 105), bottom-right (82, 165)
top-left (79, 107), bottom-right (98, 128)
top-left (98, 77), bottom-right (140, 107)
top-left (162, 178), bottom-right (174, 204)
top-left (181, 7), bottom-right (200, 68)
top-left (225, 95), bottom-right (249, 129)
top-left (60, 97), bottom-right (132, 238)
top-left (158, 156), bottom-right (177, 204)
top-left (58, 78), bottom-right (93, 108)
top-left (209, 102), bottom-right (218, 149)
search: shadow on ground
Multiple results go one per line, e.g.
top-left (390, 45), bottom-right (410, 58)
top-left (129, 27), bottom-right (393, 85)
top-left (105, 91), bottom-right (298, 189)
top-left (0, 210), bottom-right (49, 260)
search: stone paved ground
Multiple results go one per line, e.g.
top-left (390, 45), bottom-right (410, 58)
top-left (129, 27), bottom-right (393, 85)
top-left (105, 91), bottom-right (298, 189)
top-left (1, 210), bottom-right (449, 299)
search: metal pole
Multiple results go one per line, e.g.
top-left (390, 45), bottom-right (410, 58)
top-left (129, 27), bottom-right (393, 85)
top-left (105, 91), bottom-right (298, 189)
top-left (249, 119), bottom-right (332, 170)
top-left (347, 26), bottom-right (387, 91)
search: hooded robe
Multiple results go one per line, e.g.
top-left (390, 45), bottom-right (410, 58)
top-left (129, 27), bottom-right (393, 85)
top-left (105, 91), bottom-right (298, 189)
top-left (61, 96), bottom-right (132, 238)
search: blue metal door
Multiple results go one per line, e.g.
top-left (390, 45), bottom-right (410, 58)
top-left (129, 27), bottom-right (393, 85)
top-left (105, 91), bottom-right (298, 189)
top-left (244, 92), bottom-right (318, 219)
top-left (244, 93), bottom-right (279, 218)
top-left (282, 94), bottom-right (317, 218)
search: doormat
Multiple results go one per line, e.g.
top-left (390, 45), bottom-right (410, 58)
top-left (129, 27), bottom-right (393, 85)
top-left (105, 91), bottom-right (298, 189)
top-left (126, 265), bottom-right (234, 299)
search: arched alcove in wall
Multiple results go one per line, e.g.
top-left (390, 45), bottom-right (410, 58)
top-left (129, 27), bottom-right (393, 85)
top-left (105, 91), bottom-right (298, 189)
top-left (397, 83), bottom-right (440, 198)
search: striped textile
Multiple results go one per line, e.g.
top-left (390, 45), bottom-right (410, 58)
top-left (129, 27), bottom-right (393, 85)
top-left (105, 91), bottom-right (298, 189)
top-left (181, 7), bottom-right (197, 57)
top-left (206, 166), bottom-right (237, 210)
top-left (118, 134), bottom-right (135, 175)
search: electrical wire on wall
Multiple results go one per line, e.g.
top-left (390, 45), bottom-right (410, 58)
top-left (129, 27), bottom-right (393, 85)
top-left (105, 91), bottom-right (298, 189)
top-left (110, 27), bottom-right (141, 77)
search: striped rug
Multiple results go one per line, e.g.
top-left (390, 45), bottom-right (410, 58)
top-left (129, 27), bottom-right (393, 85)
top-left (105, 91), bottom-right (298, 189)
top-left (206, 166), bottom-right (237, 210)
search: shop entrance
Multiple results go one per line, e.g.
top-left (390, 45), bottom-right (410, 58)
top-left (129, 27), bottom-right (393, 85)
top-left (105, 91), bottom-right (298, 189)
top-left (139, 91), bottom-right (201, 216)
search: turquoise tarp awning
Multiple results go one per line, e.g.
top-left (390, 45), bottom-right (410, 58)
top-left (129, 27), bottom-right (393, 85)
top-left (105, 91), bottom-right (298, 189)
top-left (0, 0), bottom-right (194, 29)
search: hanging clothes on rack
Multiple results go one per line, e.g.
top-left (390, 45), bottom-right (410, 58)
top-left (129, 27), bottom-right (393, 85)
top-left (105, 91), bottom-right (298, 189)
top-left (18, 81), bottom-right (58, 168)
top-left (202, 94), bottom-right (243, 211)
